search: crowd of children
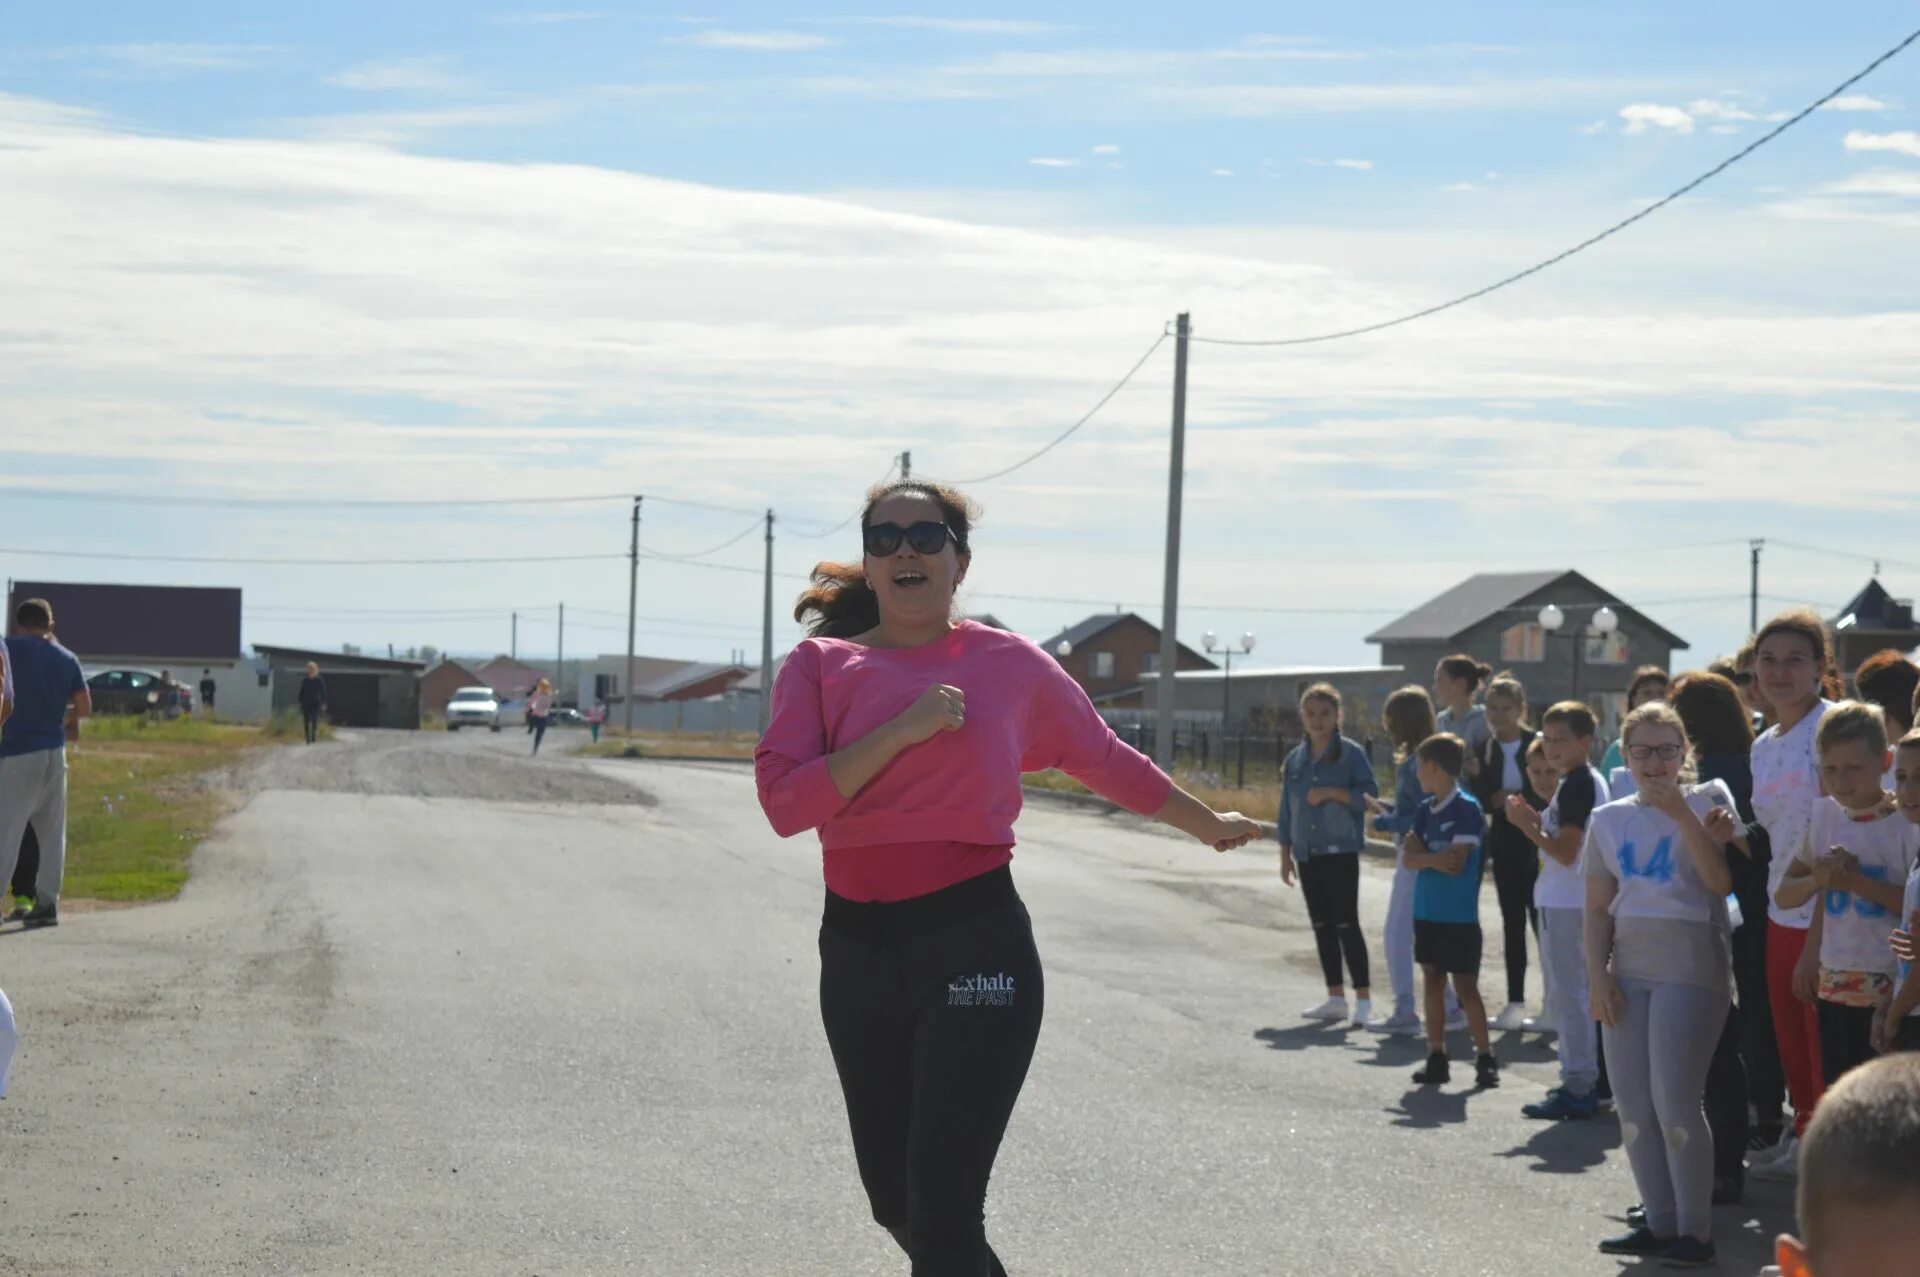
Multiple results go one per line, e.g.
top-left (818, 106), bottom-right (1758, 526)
top-left (1275, 606), bottom-right (1920, 1269)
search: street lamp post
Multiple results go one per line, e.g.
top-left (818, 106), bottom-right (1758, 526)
top-left (1537, 602), bottom-right (1619, 705)
top-left (1202, 631), bottom-right (1257, 729)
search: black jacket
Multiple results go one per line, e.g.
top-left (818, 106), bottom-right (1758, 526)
top-left (297, 675), bottom-right (327, 712)
top-left (1472, 728), bottom-right (1546, 860)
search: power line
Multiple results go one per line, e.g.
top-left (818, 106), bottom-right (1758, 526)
top-left (0, 546), bottom-right (624, 566)
top-left (935, 332), bottom-right (1169, 484)
top-left (1184, 25), bottom-right (1920, 348)
top-left (642, 516), bottom-right (766, 561)
top-left (0, 484), bottom-right (764, 518)
top-left (785, 460), bottom-right (899, 539)
top-left (1767, 539), bottom-right (1920, 574)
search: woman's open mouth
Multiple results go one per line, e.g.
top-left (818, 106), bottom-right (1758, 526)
top-left (891, 568), bottom-right (929, 591)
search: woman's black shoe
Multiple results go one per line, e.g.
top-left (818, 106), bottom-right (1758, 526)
top-left (1661, 1236), bottom-right (1717, 1268)
top-left (1474, 1053), bottom-right (1500, 1088)
top-left (1412, 1051), bottom-right (1450, 1085)
top-left (1627, 1203), bottom-right (1647, 1229)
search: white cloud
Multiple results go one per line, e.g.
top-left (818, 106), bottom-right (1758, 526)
top-left (821, 17), bottom-right (1065, 35)
top-left (671, 29), bottom-right (832, 52)
top-left (52, 42), bottom-right (282, 73)
top-left (1824, 95), bottom-right (1888, 112)
top-left (1333, 158), bottom-right (1373, 171)
top-left (1159, 78), bottom-right (1636, 116)
top-left (1443, 181), bottom-right (1478, 192)
top-left (1091, 143), bottom-right (1120, 155)
top-left (1210, 168), bottom-right (1234, 177)
top-left (1579, 119), bottom-right (1608, 135)
top-left (1027, 157), bottom-right (1078, 168)
top-left (1619, 103), bottom-right (1693, 134)
top-left (1844, 130), bottom-right (1920, 158)
top-left (327, 56), bottom-right (466, 93)
top-left (285, 101), bottom-right (574, 145)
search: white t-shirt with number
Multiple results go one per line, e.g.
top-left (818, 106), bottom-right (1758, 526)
top-left (1752, 700), bottom-right (1832, 929)
top-left (1798, 798), bottom-right (1920, 977)
top-left (1583, 782), bottom-right (1736, 991)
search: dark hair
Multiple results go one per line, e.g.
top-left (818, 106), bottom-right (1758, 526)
top-left (1626, 664), bottom-right (1670, 708)
top-left (793, 481), bottom-right (980, 639)
top-left (1796, 1053), bottom-right (1920, 1258)
top-left (1705, 656), bottom-right (1737, 682)
top-left (1855, 648), bottom-right (1920, 736)
top-left (1438, 654), bottom-right (1492, 694)
top-left (13, 598), bottom-right (52, 629)
top-left (1668, 671), bottom-right (1754, 757)
top-left (1543, 701), bottom-right (1597, 740)
top-left (1756, 607), bottom-right (1843, 700)
top-left (1415, 732), bottom-right (1467, 777)
top-left (1382, 685), bottom-right (1436, 758)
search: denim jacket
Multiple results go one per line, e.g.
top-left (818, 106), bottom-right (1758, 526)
top-left (1371, 753), bottom-right (1424, 843)
top-left (1275, 735), bottom-right (1378, 859)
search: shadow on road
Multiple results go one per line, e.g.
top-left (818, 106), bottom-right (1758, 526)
top-left (1385, 1086), bottom-right (1480, 1128)
top-left (1495, 1117), bottom-right (1616, 1174)
top-left (1251, 1022), bottom-right (1352, 1052)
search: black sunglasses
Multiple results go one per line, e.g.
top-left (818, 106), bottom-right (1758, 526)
top-left (863, 521), bottom-right (953, 557)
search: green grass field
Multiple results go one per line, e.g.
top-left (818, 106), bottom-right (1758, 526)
top-left (52, 716), bottom-right (268, 902)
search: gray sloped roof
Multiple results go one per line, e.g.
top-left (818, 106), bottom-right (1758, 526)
top-left (1832, 578), bottom-right (1919, 633)
top-left (1366, 570), bottom-right (1690, 651)
top-left (1038, 612), bottom-right (1134, 653)
top-left (1365, 571), bottom-right (1566, 644)
top-left (632, 661), bottom-right (748, 700)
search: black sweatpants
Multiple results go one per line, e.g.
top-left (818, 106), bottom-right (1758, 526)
top-left (1731, 917), bottom-right (1785, 1129)
top-left (1298, 852), bottom-right (1369, 991)
top-left (1704, 999), bottom-right (1749, 1180)
top-left (819, 867), bottom-right (1044, 1277)
top-left (301, 708), bottom-right (321, 744)
top-left (1816, 999), bottom-right (1879, 1088)
top-left (1487, 840), bottom-right (1537, 1004)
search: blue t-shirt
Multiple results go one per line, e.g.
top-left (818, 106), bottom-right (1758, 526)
top-left (0, 636), bottom-right (86, 757)
top-left (1412, 787), bottom-right (1487, 924)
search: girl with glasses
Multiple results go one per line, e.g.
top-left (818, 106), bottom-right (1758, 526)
top-left (1583, 702), bottom-right (1741, 1267)
top-left (756, 480), bottom-right (1260, 1276)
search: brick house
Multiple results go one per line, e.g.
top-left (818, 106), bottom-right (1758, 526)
top-left (1037, 612), bottom-right (1215, 708)
top-left (1366, 570), bottom-right (1688, 741)
top-left (419, 657), bottom-right (488, 718)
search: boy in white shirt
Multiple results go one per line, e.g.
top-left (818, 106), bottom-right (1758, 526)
top-left (1776, 703), bottom-right (1920, 1087)
top-left (1873, 730), bottom-right (1920, 1055)
top-left (1507, 701), bottom-right (1610, 1121)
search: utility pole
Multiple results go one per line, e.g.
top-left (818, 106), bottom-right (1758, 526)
top-left (1154, 312), bottom-right (1190, 769)
top-left (759, 508), bottom-right (775, 734)
top-left (899, 450), bottom-right (911, 481)
top-left (626, 497), bottom-right (641, 734)
top-left (511, 611), bottom-right (517, 661)
top-left (557, 602), bottom-right (565, 703)
top-left (1749, 539), bottom-right (1763, 634)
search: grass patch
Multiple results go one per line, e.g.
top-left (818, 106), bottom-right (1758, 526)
top-left (54, 717), bottom-right (271, 902)
top-left (574, 730), bottom-right (756, 761)
top-left (260, 706), bottom-right (334, 742)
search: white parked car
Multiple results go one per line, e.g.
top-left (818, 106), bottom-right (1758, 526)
top-left (444, 686), bottom-right (502, 732)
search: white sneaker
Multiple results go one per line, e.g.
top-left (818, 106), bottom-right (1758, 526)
top-left (1750, 1136), bottom-right (1799, 1182)
top-left (1444, 1010), bottom-right (1468, 1033)
top-left (1350, 999), bottom-right (1378, 1028)
top-left (1372, 1010), bottom-right (1424, 1036)
top-left (1303, 996), bottom-right (1349, 1021)
top-left (1491, 1002), bottom-right (1528, 1031)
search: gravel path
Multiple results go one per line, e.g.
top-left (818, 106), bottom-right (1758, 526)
top-left (225, 727), bottom-right (655, 805)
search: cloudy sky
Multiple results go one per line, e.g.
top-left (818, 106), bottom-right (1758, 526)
top-left (3, 3), bottom-right (1918, 673)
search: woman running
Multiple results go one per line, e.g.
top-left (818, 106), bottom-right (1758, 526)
top-left (1584, 702), bottom-right (1740, 1267)
top-left (755, 480), bottom-right (1260, 1275)
top-left (527, 677), bottom-right (554, 755)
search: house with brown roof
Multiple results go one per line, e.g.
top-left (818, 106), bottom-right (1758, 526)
top-left (1037, 612), bottom-right (1215, 708)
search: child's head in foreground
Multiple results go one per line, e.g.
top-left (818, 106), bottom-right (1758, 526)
top-left (1777, 1052), bottom-right (1920, 1277)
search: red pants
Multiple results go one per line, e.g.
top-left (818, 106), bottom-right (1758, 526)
top-left (1766, 920), bottom-right (1824, 1134)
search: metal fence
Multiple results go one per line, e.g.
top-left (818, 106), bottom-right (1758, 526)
top-left (1106, 723), bottom-right (1381, 791)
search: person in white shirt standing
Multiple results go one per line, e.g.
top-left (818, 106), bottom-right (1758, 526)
top-left (1507, 700), bottom-right (1610, 1121)
top-left (1583, 702), bottom-right (1741, 1268)
top-left (1877, 730), bottom-right (1920, 1055)
top-left (1748, 608), bottom-right (1839, 1181)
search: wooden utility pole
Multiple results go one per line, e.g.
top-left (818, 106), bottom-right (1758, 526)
top-left (1154, 313), bottom-right (1190, 769)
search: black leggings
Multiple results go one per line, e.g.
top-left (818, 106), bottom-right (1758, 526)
top-left (819, 867), bottom-right (1043, 1277)
top-left (530, 715), bottom-right (549, 754)
top-left (1298, 853), bottom-right (1370, 991)
top-left (1704, 999), bottom-right (1749, 1179)
top-left (301, 709), bottom-right (321, 743)
top-left (1488, 841), bottom-right (1537, 1004)
top-left (1817, 999), bottom-right (1879, 1088)
top-left (1731, 917), bottom-right (1785, 1128)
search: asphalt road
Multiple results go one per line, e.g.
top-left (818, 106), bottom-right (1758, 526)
top-left (0, 728), bottom-right (1794, 1275)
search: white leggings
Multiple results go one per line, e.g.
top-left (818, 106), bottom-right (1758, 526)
top-left (0, 986), bottom-right (14, 1098)
top-left (1602, 978), bottom-right (1727, 1242)
top-left (1385, 862), bottom-right (1460, 1021)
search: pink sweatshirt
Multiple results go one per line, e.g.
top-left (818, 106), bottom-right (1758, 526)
top-left (755, 621), bottom-right (1173, 899)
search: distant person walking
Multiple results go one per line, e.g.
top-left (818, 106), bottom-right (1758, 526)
top-left (0, 598), bottom-right (92, 928)
top-left (198, 668), bottom-right (217, 717)
top-left (297, 662), bottom-right (326, 744)
top-left (528, 678), bottom-right (553, 755)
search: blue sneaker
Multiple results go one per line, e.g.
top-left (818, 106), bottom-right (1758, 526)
top-left (1522, 1087), bottom-right (1599, 1121)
